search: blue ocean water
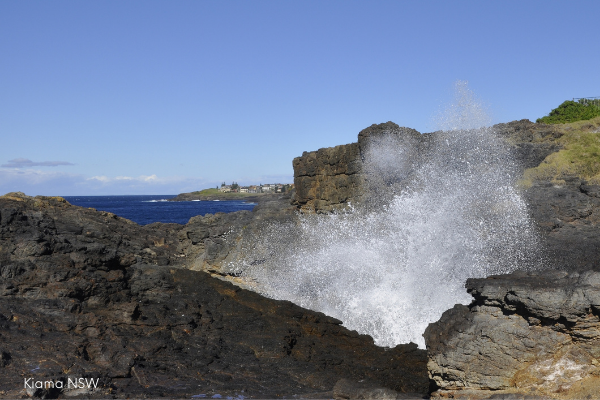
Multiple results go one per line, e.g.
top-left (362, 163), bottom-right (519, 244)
top-left (62, 195), bottom-right (257, 225)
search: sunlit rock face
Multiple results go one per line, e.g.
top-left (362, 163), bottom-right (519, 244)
top-left (425, 270), bottom-right (600, 399)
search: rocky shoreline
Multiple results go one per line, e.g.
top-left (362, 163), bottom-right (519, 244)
top-left (0, 193), bottom-right (428, 399)
top-left (2, 118), bottom-right (600, 398)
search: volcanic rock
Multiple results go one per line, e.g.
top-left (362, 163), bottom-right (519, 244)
top-left (175, 191), bottom-right (298, 278)
top-left (0, 192), bottom-right (428, 398)
top-left (524, 177), bottom-right (600, 271)
top-left (424, 269), bottom-right (600, 399)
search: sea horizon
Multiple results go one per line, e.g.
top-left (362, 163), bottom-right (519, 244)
top-left (63, 194), bottom-right (257, 225)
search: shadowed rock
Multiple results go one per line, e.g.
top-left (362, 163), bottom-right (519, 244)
top-left (0, 192), bottom-right (428, 398)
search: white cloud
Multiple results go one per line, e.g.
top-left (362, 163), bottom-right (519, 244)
top-left (1, 158), bottom-right (75, 168)
top-left (142, 174), bottom-right (158, 182)
top-left (88, 176), bottom-right (111, 183)
top-left (0, 169), bottom-right (217, 196)
top-left (0, 168), bottom-right (292, 197)
top-left (88, 174), bottom-right (173, 184)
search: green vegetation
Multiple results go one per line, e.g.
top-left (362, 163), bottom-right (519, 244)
top-left (190, 188), bottom-right (221, 195)
top-left (537, 100), bottom-right (600, 124)
top-left (521, 116), bottom-right (600, 185)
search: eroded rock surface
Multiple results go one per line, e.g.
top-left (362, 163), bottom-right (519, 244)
top-left (0, 193), bottom-right (428, 398)
top-left (424, 270), bottom-right (600, 399)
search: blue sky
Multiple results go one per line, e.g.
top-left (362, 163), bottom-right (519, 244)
top-left (1, 1), bottom-right (599, 195)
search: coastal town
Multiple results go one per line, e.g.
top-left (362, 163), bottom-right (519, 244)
top-left (218, 182), bottom-right (294, 194)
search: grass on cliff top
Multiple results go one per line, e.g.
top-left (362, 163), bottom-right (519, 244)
top-left (190, 188), bottom-right (220, 195)
top-left (521, 116), bottom-right (600, 186)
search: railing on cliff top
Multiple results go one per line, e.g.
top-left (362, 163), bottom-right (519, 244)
top-left (573, 97), bottom-right (600, 106)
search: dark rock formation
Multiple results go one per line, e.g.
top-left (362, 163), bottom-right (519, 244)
top-left (524, 177), bottom-right (600, 271)
top-left (292, 122), bottom-right (431, 213)
top-left (332, 378), bottom-right (425, 399)
top-left (175, 192), bottom-right (298, 278)
top-left (292, 142), bottom-right (364, 213)
top-left (176, 209), bottom-right (255, 274)
top-left (0, 192), bottom-right (428, 398)
top-left (424, 269), bottom-right (600, 398)
top-left (292, 119), bottom-right (563, 214)
top-left (494, 120), bottom-right (600, 270)
top-left (493, 119), bottom-right (564, 169)
top-left (287, 119), bottom-right (600, 399)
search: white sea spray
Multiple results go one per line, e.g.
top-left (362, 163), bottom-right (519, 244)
top-left (239, 82), bottom-right (544, 348)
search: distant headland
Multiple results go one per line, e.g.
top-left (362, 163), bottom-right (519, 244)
top-left (169, 182), bottom-right (294, 201)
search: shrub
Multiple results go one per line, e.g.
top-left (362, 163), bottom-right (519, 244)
top-left (537, 100), bottom-right (600, 124)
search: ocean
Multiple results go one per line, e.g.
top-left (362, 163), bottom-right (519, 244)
top-left (63, 195), bottom-right (257, 225)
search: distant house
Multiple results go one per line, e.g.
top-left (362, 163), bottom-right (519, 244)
top-left (217, 182), bottom-right (293, 194)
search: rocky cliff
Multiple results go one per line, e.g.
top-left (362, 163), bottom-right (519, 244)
top-left (291, 119), bottom-right (600, 271)
top-left (290, 119), bottom-right (600, 398)
top-left (0, 192), bottom-right (428, 398)
top-left (292, 120), bottom-right (563, 212)
top-left (292, 121), bottom-right (434, 213)
top-left (178, 119), bottom-right (599, 277)
top-left (292, 142), bottom-right (364, 213)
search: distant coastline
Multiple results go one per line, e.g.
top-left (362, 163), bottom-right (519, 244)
top-left (169, 185), bottom-right (293, 202)
top-left (169, 190), bottom-right (270, 202)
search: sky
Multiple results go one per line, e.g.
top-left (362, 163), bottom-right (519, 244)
top-left (1, 1), bottom-right (599, 196)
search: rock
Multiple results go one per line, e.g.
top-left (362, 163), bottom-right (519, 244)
top-left (0, 193), bottom-right (428, 398)
top-left (292, 122), bottom-right (429, 213)
top-left (176, 192), bottom-right (298, 278)
top-left (290, 120), bottom-right (600, 270)
top-left (424, 269), bottom-right (600, 399)
top-left (524, 177), bottom-right (600, 271)
top-left (333, 378), bottom-right (424, 399)
top-left (292, 142), bottom-right (365, 213)
top-left (492, 119), bottom-right (563, 169)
